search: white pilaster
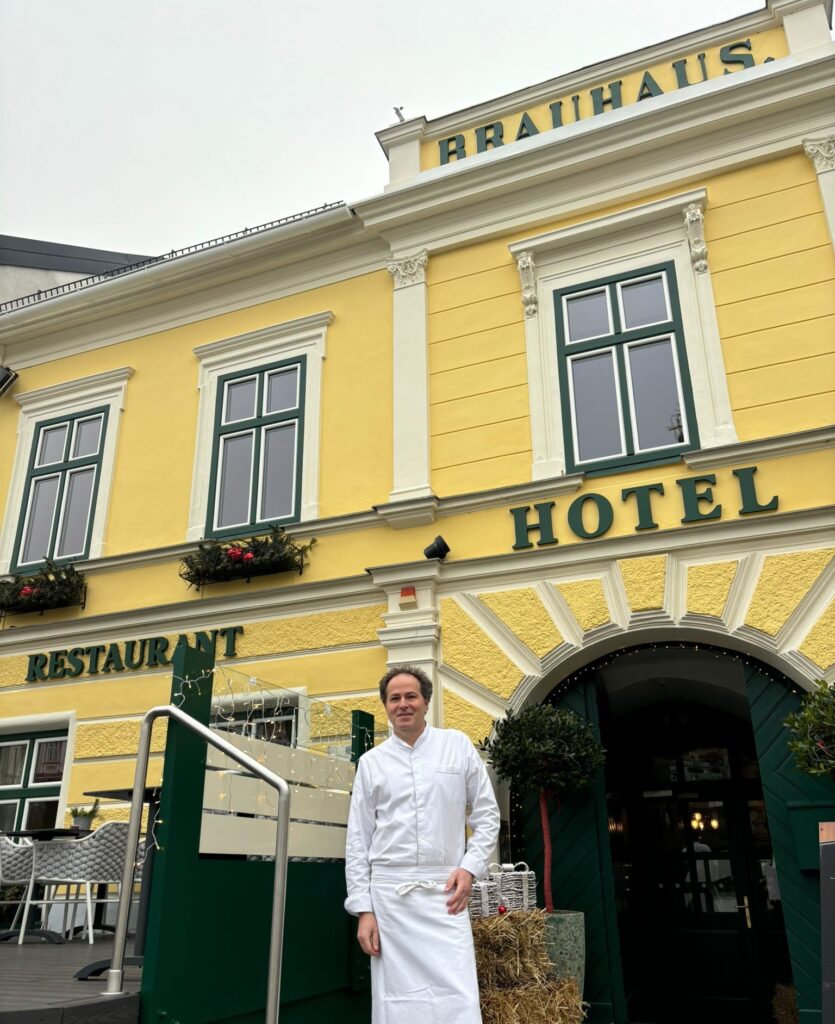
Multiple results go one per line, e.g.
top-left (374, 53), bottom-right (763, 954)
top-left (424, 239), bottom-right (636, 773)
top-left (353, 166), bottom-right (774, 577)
top-left (773, 0), bottom-right (834, 52)
top-left (387, 250), bottom-right (434, 509)
top-left (804, 135), bottom-right (835, 247)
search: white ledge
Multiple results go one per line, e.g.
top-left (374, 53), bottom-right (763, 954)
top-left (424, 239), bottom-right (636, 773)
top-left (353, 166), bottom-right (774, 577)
top-left (684, 425), bottom-right (835, 469)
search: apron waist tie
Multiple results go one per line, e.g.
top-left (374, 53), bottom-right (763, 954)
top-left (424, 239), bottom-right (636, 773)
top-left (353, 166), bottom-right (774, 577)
top-left (394, 879), bottom-right (444, 897)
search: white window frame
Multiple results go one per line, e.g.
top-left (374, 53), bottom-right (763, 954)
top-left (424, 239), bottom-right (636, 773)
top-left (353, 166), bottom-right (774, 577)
top-left (565, 347), bottom-right (627, 466)
top-left (0, 799), bottom-right (18, 829)
top-left (28, 736), bottom-right (68, 788)
top-left (510, 189), bottom-right (737, 480)
top-left (189, 311), bottom-right (331, 540)
top-left (0, 368), bottom-right (133, 574)
top-left (623, 334), bottom-right (690, 455)
top-left (22, 795), bottom-right (60, 829)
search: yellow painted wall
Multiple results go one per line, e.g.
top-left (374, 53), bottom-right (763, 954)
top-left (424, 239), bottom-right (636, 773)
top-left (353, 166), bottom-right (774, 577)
top-left (0, 269), bottom-right (393, 557)
top-left (428, 151), bottom-right (833, 496)
top-left (419, 28), bottom-right (787, 169)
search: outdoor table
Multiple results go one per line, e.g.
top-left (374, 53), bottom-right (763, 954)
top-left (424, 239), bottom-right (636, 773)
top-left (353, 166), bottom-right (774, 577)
top-left (0, 828), bottom-right (82, 943)
top-left (74, 785), bottom-right (161, 980)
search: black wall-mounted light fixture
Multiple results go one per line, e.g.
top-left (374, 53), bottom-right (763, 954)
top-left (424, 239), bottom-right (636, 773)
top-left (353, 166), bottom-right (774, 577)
top-left (423, 535), bottom-right (450, 561)
top-left (0, 366), bottom-right (18, 398)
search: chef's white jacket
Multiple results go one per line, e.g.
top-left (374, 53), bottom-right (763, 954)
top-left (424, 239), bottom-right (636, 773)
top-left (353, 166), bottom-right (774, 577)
top-left (344, 724), bottom-right (501, 915)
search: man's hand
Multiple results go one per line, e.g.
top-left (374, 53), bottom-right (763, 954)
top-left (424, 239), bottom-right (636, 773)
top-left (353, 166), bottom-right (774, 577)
top-left (357, 911), bottom-right (380, 956)
top-left (445, 867), bottom-right (474, 915)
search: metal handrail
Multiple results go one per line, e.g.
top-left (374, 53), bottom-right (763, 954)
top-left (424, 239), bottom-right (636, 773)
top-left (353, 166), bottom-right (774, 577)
top-left (103, 704), bottom-right (291, 1023)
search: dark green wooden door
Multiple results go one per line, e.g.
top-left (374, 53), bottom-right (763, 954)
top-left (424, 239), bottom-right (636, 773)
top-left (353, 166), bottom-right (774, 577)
top-left (515, 677), bottom-right (627, 1024)
top-left (745, 665), bottom-right (835, 1024)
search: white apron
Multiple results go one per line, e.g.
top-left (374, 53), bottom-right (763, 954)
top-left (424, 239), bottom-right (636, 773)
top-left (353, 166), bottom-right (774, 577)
top-left (370, 865), bottom-right (482, 1024)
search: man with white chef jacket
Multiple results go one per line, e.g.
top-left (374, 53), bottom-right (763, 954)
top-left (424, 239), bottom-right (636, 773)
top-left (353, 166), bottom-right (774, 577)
top-left (345, 664), bottom-right (500, 1024)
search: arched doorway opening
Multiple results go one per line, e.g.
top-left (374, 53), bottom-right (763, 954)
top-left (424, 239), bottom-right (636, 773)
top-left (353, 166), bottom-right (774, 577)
top-left (512, 641), bottom-right (829, 1024)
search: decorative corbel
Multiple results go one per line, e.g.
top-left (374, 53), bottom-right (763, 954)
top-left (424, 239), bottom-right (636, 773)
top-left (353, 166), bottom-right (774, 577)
top-left (516, 251), bottom-right (537, 316)
top-left (684, 203), bottom-right (708, 273)
top-left (387, 250), bottom-right (428, 289)
top-left (804, 136), bottom-right (835, 174)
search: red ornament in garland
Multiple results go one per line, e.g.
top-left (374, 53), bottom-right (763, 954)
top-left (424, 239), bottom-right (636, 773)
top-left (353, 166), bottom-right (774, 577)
top-left (227, 546), bottom-right (243, 561)
top-left (19, 585), bottom-right (34, 598)
top-left (242, 551), bottom-right (255, 563)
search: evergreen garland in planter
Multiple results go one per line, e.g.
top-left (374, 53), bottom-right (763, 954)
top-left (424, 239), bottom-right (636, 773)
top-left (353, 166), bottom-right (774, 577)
top-left (179, 526), bottom-right (315, 589)
top-left (484, 705), bottom-right (605, 913)
top-left (785, 680), bottom-right (835, 777)
top-left (0, 559), bottom-right (87, 616)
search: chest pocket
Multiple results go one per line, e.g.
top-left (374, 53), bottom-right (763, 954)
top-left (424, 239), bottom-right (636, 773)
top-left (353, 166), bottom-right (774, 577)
top-left (433, 765), bottom-right (465, 803)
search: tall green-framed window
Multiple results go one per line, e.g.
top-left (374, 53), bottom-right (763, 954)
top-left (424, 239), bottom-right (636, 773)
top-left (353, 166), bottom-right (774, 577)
top-left (206, 357), bottom-right (305, 538)
top-left (0, 729), bottom-right (67, 832)
top-left (12, 408), bottom-right (109, 570)
top-left (555, 262), bottom-right (698, 474)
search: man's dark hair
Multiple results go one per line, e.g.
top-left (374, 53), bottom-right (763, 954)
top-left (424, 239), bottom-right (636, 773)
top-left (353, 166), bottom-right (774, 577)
top-left (378, 665), bottom-right (433, 703)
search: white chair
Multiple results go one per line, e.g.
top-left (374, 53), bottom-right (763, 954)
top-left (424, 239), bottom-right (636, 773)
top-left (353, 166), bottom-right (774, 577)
top-left (0, 835), bottom-right (34, 934)
top-left (19, 821), bottom-right (130, 944)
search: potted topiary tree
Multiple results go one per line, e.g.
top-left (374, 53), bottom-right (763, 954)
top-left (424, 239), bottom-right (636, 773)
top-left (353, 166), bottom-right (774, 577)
top-left (69, 798), bottom-right (100, 833)
top-left (484, 704), bottom-right (605, 993)
top-left (785, 680), bottom-right (835, 777)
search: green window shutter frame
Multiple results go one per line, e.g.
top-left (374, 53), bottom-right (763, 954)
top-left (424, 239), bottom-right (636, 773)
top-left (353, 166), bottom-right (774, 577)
top-left (11, 407), bottom-right (110, 572)
top-left (205, 355), bottom-right (307, 540)
top-left (554, 262), bottom-right (699, 476)
top-left (0, 728), bottom-right (68, 830)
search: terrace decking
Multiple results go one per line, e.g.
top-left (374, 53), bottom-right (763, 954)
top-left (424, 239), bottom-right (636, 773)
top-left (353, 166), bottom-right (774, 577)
top-left (0, 937), bottom-right (140, 1023)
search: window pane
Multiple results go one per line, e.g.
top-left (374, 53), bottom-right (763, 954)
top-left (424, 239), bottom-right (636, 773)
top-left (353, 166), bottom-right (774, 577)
top-left (55, 468), bottom-right (95, 558)
top-left (0, 744), bottom-right (27, 786)
top-left (37, 424), bottom-right (68, 466)
top-left (31, 739), bottom-right (66, 783)
top-left (24, 800), bottom-right (58, 830)
top-left (0, 803), bottom-right (16, 831)
top-left (20, 475), bottom-right (60, 564)
top-left (217, 432), bottom-right (254, 528)
top-left (265, 368), bottom-right (299, 414)
top-left (628, 339), bottom-right (683, 450)
top-left (565, 290), bottom-right (610, 342)
top-left (72, 416), bottom-right (102, 458)
top-left (224, 378), bottom-right (257, 423)
top-left (570, 351), bottom-right (623, 462)
top-left (621, 276), bottom-right (668, 328)
top-left (260, 422), bottom-right (297, 520)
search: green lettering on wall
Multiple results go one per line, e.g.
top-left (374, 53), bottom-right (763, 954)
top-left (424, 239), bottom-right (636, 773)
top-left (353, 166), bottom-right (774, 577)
top-left (549, 100), bottom-right (564, 128)
top-left (102, 643), bottom-right (125, 673)
top-left (47, 650), bottom-right (67, 680)
top-left (591, 80), bottom-right (623, 115)
top-left (146, 637), bottom-right (171, 668)
top-left (65, 648), bottom-right (85, 678)
top-left (567, 493), bottom-right (614, 539)
top-left (124, 639), bottom-right (147, 670)
top-left (720, 39), bottom-right (755, 74)
top-left (671, 55), bottom-right (708, 88)
top-left (26, 654), bottom-right (48, 683)
top-left (219, 626), bottom-right (244, 658)
top-left (621, 483), bottom-right (665, 531)
top-left (439, 135), bottom-right (466, 164)
top-left (84, 645), bottom-right (106, 674)
top-left (194, 630), bottom-right (220, 656)
top-left (475, 122), bottom-right (504, 152)
top-left (677, 474), bottom-right (721, 523)
top-left (515, 113), bottom-right (540, 140)
top-left (571, 94), bottom-right (581, 121)
top-left (510, 502), bottom-right (558, 550)
top-left (636, 71), bottom-right (664, 101)
top-left (733, 466), bottom-right (778, 515)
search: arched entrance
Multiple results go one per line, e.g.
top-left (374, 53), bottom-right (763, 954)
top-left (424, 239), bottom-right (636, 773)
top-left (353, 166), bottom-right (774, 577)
top-left (513, 642), bottom-right (833, 1024)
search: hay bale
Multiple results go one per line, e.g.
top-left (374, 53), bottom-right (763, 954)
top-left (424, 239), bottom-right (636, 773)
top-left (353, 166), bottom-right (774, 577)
top-left (772, 984), bottom-right (798, 1024)
top-left (472, 910), bottom-right (552, 989)
top-left (480, 979), bottom-right (585, 1024)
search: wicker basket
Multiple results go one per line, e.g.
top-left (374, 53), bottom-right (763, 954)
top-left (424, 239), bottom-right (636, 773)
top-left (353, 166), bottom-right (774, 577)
top-left (488, 862), bottom-right (538, 911)
top-left (468, 879), bottom-right (500, 920)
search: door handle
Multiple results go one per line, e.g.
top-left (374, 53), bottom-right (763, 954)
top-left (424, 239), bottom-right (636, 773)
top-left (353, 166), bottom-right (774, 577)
top-left (735, 895), bottom-right (752, 929)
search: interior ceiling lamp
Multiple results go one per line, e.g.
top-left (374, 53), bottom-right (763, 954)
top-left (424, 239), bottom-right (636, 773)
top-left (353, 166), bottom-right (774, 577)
top-left (0, 366), bottom-right (18, 398)
top-left (423, 535), bottom-right (450, 561)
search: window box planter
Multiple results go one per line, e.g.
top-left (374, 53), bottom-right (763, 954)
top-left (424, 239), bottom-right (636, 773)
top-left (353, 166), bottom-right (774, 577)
top-left (0, 559), bottom-right (87, 619)
top-left (179, 526), bottom-right (315, 589)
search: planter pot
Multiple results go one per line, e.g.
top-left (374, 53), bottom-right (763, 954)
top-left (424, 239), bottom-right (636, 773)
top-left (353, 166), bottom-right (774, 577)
top-left (544, 910), bottom-right (585, 996)
top-left (72, 816), bottom-right (93, 831)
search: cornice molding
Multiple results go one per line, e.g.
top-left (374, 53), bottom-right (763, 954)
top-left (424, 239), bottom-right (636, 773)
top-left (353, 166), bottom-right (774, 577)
top-left (192, 311), bottom-right (334, 365)
top-left (14, 366), bottom-right (134, 413)
top-left (804, 133), bottom-right (835, 172)
top-left (684, 424), bottom-right (835, 469)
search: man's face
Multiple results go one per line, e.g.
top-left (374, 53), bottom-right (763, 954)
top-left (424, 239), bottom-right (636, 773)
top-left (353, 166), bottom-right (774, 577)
top-left (384, 673), bottom-right (430, 740)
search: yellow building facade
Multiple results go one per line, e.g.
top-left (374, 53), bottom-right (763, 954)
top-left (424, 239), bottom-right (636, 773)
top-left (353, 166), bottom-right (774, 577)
top-left (0, 0), bottom-right (834, 1020)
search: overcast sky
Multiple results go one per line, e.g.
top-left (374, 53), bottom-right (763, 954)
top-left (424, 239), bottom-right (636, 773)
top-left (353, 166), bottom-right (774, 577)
top-left (1, 0), bottom-right (770, 256)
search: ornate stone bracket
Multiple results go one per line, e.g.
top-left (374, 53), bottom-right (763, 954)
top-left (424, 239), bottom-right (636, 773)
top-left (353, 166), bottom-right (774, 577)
top-left (804, 136), bottom-right (835, 174)
top-left (387, 250), bottom-right (428, 288)
top-left (516, 251), bottom-right (537, 316)
top-left (684, 203), bottom-right (708, 273)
